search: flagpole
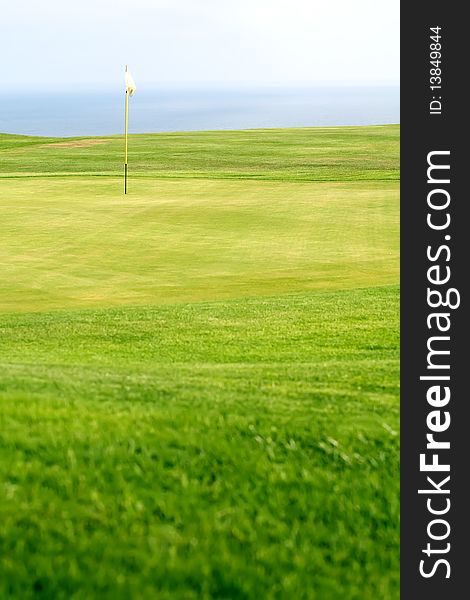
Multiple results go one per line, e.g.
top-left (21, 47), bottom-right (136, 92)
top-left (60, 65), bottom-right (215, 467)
top-left (124, 65), bottom-right (129, 194)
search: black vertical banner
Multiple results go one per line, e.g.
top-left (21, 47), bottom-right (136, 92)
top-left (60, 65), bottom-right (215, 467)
top-left (401, 3), bottom-right (468, 599)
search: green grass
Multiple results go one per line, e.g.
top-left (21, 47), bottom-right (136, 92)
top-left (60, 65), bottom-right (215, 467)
top-left (0, 125), bottom-right (398, 181)
top-left (0, 125), bottom-right (399, 598)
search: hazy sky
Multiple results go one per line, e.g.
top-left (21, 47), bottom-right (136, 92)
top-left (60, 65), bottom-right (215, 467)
top-left (3, 0), bottom-right (399, 90)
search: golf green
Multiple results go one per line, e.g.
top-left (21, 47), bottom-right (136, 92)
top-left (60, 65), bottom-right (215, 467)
top-left (0, 125), bottom-right (399, 599)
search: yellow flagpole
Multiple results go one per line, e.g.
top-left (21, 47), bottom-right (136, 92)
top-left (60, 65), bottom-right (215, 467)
top-left (124, 65), bottom-right (129, 194)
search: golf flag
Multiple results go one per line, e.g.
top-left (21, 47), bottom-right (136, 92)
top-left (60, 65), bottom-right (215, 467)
top-left (125, 68), bottom-right (137, 97)
top-left (124, 65), bottom-right (136, 194)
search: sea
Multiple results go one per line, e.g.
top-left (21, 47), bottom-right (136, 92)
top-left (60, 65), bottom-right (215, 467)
top-left (1, 86), bottom-right (399, 137)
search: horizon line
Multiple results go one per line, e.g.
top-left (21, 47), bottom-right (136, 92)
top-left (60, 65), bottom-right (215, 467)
top-left (4, 82), bottom-right (400, 93)
top-left (0, 123), bottom-right (400, 140)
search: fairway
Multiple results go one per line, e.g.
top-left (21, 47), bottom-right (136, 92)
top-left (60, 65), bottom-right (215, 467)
top-left (0, 126), bottom-right (399, 598)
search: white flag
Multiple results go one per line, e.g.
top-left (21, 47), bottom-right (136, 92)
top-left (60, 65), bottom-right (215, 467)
top-left (125, 68), bottom-right (136, 97)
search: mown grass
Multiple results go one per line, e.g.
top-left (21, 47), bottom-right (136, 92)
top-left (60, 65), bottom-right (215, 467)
top-left (0, 176), bottom-right (398, 313)
top-left (0, 125), bottom-right (399, 598)
top-left (0, 125), bottom-right (399, 181)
